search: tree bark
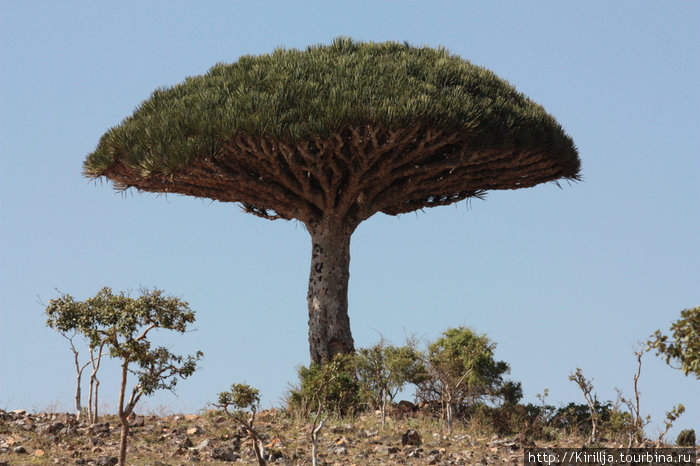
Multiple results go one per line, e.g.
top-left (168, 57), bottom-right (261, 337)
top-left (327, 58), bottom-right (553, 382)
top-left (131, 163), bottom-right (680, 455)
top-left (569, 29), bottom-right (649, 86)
top-left (118, 360), bottom-right (129, 466)
top-left (92, 378), bottom-right (100, 424)
top-left (74, 370), bottom-right (82, 420)
top-left (307, 220), bottom-right (355, 364)
top-left (118, 421), bottom-right (129, 466)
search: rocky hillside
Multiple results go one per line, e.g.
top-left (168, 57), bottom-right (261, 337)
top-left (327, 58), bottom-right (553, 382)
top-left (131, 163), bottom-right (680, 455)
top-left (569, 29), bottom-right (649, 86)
top-left (0, 408), bottom-right (695, 465)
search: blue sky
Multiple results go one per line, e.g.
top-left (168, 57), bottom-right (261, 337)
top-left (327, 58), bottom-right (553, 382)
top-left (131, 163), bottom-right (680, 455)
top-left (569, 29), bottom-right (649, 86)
top-left (1, 1), bottom-right (698, 438)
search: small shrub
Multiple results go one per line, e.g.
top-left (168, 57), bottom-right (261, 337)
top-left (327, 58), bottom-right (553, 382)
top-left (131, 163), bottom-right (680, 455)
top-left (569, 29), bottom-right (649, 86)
top-left (553, 401), bottom-right (613, 436)
top-left (676, 428), bottom-right (696, 446)
top-left (287, 353), bottom-right (364, 417)
top-left (416, 327), bottom-right (512, 432)
top-left (605, 407), bottom-right (635, 440)
top-left (355, 342), bottom-right (427, 426)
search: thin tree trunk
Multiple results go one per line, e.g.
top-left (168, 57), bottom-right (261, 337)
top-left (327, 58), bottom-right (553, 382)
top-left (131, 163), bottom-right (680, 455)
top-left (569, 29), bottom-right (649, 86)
top-left (119, 421), bottom-right (129, 466)
top-left (233, 417), bottom-right (267, 466)
top-left (93, 378), bottom-right (100, 424)
top-left (118, 361), bottom-right (129, 466)
top-left (75, 369), bottom-right (83, 420)
top-left (380, 395), bottom-right (387, 428)
top-left (632, 350), bottom-right (642, 444)
top-left (87, 375), bottom-right (94, 424)
top-left (89, 343), bottom-right (105, 424)
top-left (68, 337), bottom-right (85, 420)
top-left (307, 220), bottom-right (355, 364)
top-left (446, 401), bottom-right (454, 433)
top-left (311, 418), bottom-right (324, 466)
top-left (584, 397), bottom-right (598, 444)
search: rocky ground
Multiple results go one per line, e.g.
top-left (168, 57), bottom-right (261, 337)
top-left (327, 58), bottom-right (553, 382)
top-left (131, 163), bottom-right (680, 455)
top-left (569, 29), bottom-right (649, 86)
top-left (0, 408), bottom-right (696, 465)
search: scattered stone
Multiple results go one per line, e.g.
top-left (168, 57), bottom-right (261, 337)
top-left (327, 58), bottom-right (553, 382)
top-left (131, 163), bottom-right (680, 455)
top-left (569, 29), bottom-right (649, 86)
top-left (13, 445), bottom-right (27, 454)
top-left (59, 425), bottom-right (77, 436)
top-left (194, 438), bottom-right (211, 450)
top-left (34, 448), bottom-right (45, 456)
top-left (11, 409), bottom-right (26, 415)
top-left (38, 421), bottom-right (65, 435)
top-left (401, 429), bottom-right (421, 446)
top-left (178, 437), bottom-right (193, 448)
top-left (334, 436), bottom-right (349, 448)
top-left (210, 447), bottom-right (238, 462)
top-left (267, 448), bottom-right (285, 461)
top-left (186, 425), bottom-right (203, 435)
top-left (95, 456), bottom-right (118, 465)
top-left (407, 447), bottom-right (422, 458)
top-left (334, 446), bottom-right (347, 455)
top-left (129, 416), bottom-right (145, 427)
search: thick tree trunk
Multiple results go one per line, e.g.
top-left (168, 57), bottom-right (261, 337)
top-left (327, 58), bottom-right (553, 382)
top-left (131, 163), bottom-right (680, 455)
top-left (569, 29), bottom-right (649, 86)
top-left (307, 220), bottom-right (355, 364)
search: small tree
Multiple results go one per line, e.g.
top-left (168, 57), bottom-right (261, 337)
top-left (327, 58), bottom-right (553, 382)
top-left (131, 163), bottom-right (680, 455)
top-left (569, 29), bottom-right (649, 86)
top-left (648, 306), bottom-right (700, 379)
top-left (45, 287), bottom-right (203, 466)
top-left (86, 340), bottom-right (107, 423)
top-left (657, 404), bottom-right (685, 446)
top-left (614, 348), bottom-right (651, 446)
top-left (568, 368), bottom-right (600, 444)
top-left (355, 341), bottom-right (426, 426)
top-left (215, 383), bottom-right (266, 465)
top-left (418, 327), bottom-right (510, 432)
top-left (46, 297), bottom-right (107, 423)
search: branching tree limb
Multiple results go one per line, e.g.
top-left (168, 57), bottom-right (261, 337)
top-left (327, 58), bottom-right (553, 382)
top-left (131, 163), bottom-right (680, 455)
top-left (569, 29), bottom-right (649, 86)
top-left (569, 368), bottom-right (600, 444)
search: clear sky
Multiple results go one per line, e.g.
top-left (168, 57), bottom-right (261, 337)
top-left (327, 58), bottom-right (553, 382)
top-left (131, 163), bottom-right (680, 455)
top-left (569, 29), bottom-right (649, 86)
top-left (1, 1), bottom-right (698, 438)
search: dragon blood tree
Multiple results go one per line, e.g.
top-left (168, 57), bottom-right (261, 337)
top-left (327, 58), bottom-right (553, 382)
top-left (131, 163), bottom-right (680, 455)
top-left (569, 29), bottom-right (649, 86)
top-left (84, 38), bottom-right (580, 364)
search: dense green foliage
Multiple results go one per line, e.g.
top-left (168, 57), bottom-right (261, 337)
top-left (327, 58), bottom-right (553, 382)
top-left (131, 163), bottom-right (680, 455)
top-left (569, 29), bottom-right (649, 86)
top-left (418, 327), bottom-right (511, 409)
top-left (84, 37), bottom-right (577, 178)
top-left (355, 343), bottom-right (427, 412)
top-left (676, 429), bottom-right (696, 447)
top-left (288, 353), bottom-right (363, 417)
top-left (45, 287), bottom-right (202, 396)
top-left (288, 329), bottom-right (516, 425)
top-left (217, 383), bottom-right (261, 415)
top-left (648, 306), bottom-right (700, 379)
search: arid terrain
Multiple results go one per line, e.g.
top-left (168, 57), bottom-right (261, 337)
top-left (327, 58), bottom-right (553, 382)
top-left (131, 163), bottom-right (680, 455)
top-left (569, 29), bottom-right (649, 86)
top-left (2, 408), bottom-right (696, 465)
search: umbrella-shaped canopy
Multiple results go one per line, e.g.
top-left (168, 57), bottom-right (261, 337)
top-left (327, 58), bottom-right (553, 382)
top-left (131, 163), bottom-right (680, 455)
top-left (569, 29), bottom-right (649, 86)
top-left (84, 38), bottom-right (581, 363)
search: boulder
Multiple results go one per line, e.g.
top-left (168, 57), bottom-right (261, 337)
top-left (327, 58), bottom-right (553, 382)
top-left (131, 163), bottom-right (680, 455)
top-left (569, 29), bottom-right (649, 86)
top-left (210, 447), bottom-right (238, 462)
top-left (95, 456), bottom-right (118, 465)
top-left (401, 429), bottom-right (421, 446)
